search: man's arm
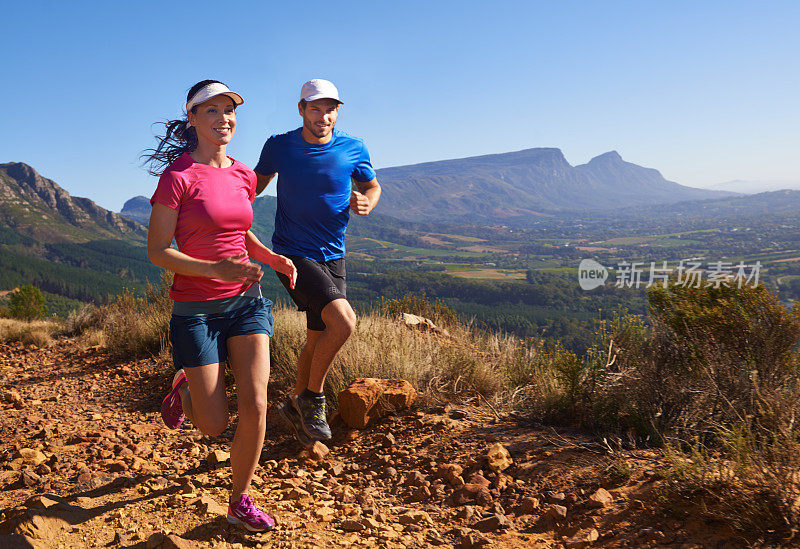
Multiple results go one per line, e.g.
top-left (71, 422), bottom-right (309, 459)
top-left (350, 178), bottom-right (381, 215)
top-left (255, 171), bottom-right (277, 196)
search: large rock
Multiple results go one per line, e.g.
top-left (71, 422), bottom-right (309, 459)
top-left (338, 378), bottom-right (417, 429)
top-left (401, 313), bottom-right (449, 336)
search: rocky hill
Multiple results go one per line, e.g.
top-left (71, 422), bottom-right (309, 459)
top-left (0, 163), bottom-right (146, 243)
top-left (0, 337), bottom-right (737, 548)
top-left (0, 163), bottom-right (157, 310)
top-left (374, 148), bottom-right (733, 222)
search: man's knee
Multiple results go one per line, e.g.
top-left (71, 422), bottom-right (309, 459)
top-left (323, 301), bottom-right (356, 337)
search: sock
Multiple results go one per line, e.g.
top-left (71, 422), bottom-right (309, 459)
top-left (301, 388), bottom-right (324, 400)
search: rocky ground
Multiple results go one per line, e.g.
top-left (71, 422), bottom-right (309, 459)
top-left (0, 338), bottom-right (745, 548)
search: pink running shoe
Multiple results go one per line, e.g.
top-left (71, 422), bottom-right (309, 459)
top-left (160, 369), bottom-right (186, 429)
top-left (227, 493), bottom-right (276, 532)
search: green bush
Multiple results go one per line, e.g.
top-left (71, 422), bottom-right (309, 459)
top-left (6, 285), bottom-right (48, 320)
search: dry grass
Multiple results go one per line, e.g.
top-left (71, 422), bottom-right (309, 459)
top-left (0, 318), bottom-right (60, 347)
top-left (269, 303), bottom-right (551, 408)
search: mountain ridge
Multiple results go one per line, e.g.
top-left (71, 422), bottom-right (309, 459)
top-left (373, 147), bottom-right (734, 222)
top-left (0, 162), bottom-right (146, 243)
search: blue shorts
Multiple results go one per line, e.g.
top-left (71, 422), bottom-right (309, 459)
top-left (169, 297), bottom-right (273, 369)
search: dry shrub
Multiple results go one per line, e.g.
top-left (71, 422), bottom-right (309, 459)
top-left (62, 303), bottom-right (104, 336)
top-left (0, 318), bottom-right (60, 347)
top-left (101, 271), bottom-right (173, 358)
top-left (535, 280), bottom-right (800, 540)
top-left (605, 282), bottom-right (800, 441)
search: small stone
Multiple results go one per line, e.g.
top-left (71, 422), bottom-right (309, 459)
top-left (361, 517), bottom-right (381, 529)
top-left (587, 488), bottom-right (613, 509)
top-left (206, 450), bottom-right (230, 465)
top-left (146, 532), bottom-right (199, 548)
top-left (107, 461), bottom-right (128, 473)
top-left (409, 486), bottom-right (432, 502)
top-left (398, 510), bottom-right (433, 526)
top-left (19, 470), bottom-right (41, 487)
top-left (517, 496), bottom-right (539, 514)
top-left (450, 409), bottom-right (468, 420)
top-left (2, 389), bottom-right (25, 409)
top-left (303, 441), bottom-right (330, 462)
top-left (287, 488), bottom-right (311, 500)
top-left (546, 504), bottom-right (567, 520)
top-left (341, 519), bottom-right (365, 532)
top-left (338, 378), bottom-right (417, 429)
top-left (15, 448), bottom-right (47, 466)
top-left (379, 433), bottom-right (396, 448)
top-left (486, 443), bottom-right (512, 473)
top-left (437, 463), bottom-right (464, 487)
top-left (474, 513), bottom-right (512, 532)
top-left (195, 495), bottom-right (226, 516)
top-left (24, 495), bottom-right (59, 509)
top-left (547, 492), bottom-right (566, 504)
top-left (456, 506), bottom-right (476, 521)
top-left (456, 532), bottom-right (492, 548)
top-left (564, 528), bottom-right (599, 548)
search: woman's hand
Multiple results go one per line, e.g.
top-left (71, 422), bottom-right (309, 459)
top-left (269, 254), bottom-right (297, 289)
top-left (211, 253), bottom-right (263, 283)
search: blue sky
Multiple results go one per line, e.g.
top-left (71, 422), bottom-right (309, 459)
top-left (1, 1), bottom-right (798, 211)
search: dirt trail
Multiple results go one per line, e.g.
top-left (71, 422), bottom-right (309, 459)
top-left (0, 339), bottom-right (740, 548)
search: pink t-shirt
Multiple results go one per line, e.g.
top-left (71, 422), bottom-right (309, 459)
top-left (150, 153), bottom-right (257, 302)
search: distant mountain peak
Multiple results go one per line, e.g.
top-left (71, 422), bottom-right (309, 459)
top-left (120, 196), bottom-right (151, 226)
top-left (587, 150), bottom-right (623, 164)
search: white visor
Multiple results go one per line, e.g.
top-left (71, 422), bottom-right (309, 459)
top-left (186, 82), bottom-right (244, 114)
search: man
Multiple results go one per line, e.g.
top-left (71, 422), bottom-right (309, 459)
top-left (254, 79), bottom-right (381, 446)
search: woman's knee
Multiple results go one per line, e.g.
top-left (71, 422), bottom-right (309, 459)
top-left (196, 412), bottom-right (229, 437)
top-left (238, 394), bottom-right (268, 424)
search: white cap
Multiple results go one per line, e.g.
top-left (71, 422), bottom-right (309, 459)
top-left (186, 82), bottom-right (244, 114)
top-left (300, 79), bottom-right (342, 104)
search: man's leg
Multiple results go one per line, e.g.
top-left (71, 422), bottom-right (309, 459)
top-left (293, 329), bottom-right (323, 397)
top-left (306, 298), bottom-right (356, 392)
top-left (292, 298), bottom-right (356, 440)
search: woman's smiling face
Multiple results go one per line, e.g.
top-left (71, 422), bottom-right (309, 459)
top-left (188, 95), bottom-right (237, 147)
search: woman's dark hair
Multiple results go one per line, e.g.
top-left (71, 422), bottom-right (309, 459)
top-left (141, 79), bottom-right (227, 176)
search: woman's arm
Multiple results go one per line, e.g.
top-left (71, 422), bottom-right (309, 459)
top-left (147, 203), bottom-right (263, 283)
top-left (245, 230), bottom-right (297, 289)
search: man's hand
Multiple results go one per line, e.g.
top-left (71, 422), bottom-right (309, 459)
top-left (350, 190), bottom-right (371, 215)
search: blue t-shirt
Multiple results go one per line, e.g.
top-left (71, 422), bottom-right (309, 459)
top-left (255, 128), bottom-right (376, 262)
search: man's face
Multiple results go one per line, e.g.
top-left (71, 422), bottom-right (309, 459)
top-left (299, 98), bottom-right (340, 139)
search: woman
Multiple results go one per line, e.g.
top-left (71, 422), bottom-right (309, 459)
top-left (144, 79), bottom-right (296, 532)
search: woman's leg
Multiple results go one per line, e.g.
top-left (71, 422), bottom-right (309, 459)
top-left (180, 363), bottom-right (229, 437)
top-left (226, 333), bottom-right (270, 500)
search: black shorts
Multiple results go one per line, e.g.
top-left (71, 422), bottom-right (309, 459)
top-left (276, 255), bottom-right (347, 331)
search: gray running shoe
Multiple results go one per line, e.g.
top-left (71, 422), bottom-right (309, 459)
top-left (277, 397), bottom-right (315, 448)
top-left (293, 392), bottom-right (332, 440)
